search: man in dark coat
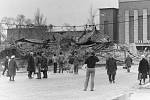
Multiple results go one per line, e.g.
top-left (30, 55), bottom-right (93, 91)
top-left (41, 53), bottom-right (48, 78)
top-left (138, 55), bottom-right (149, 85)
top-left (84, 52), bottom-right (99, 91)
top-left (27, 52), bottom-right (35, 79)
top-left (2, 56), bottom-right (9, 75)
top-left (106, 54), bottom-right (117, 83)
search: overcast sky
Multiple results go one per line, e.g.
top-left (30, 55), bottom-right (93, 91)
top-left (0, 0), bottom-right (118, 26)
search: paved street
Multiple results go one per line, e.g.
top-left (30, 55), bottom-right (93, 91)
top-left (0, 65), bottom-right (143, 100)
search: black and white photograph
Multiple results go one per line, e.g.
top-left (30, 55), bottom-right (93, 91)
top-left (0, 0), bottom-right (150, 100)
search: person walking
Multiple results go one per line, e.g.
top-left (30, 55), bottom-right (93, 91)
top-left (27, 52), bottom-right (35, 79)
top-left (106, 53), bottom-right (117, 84)
top-left (138, 55), bottom-right (149, 85)
top-left (58, 52), bottom-right (65, 73)
top-left (125, 55), bottom-right (132, 72)
top-left (41, 53), bottom-right (48, 78)
top-left (52, 54), bottom-right (58, 73)
top-left (83, 52), bottom-right (99, 91)
top-left (8, 55), bottom-right (18, 81)
top-left (2, 56), bottom-right (9, 75)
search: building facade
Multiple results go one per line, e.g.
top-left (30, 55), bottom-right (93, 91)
top-left (119, 0), bottom-right (150, 49)
top-left (99, 8), bottom-right (119, 43)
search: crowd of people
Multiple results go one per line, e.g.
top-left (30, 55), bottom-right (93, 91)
top-left (1, 50), bottom-right (83, 81)
top-left (2, 50), bottom-right (150, 91)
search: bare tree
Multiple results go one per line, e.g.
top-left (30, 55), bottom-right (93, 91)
top-left (25, 18), bottom-right (33, 25)
top-left (1, 17), bottom-right (16, 28)
top-left (16, 14), bottom-right (26, 25)
top-left (87, 5), bottom-right (97, 25)
top-left (34, 8), bottom-right (47, 26)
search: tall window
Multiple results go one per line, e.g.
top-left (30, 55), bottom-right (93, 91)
top-left (129, 16), bottom-right (134, 43)
top-left (138, 16), bottom-right (143, 42)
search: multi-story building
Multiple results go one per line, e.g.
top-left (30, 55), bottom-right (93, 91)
top-left (119, 0), bottom-right (150, 50)
top-left (99, 8), bottom-right (119, 43)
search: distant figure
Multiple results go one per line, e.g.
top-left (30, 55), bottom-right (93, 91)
top-left (2, 56), bottom-right (9, 75)
top-left (106, 54), bottom-right (117, 83)
top-left (52, 54), bottom-right (58, 73)
top-left (27, 52), bottom-right (35, 79)
top-left (83, 52), bottom-right (99, 91)
top-left (68, 53), bottom-right (74, 73)
top-left (41, 53), bottom-right (48, 78)
top-left (73, 52), bottom-right (80, 74)
top-left (58, 52), bottom-right (65, 73)
top-left (125, 55), bottom-right (132, 72)
top-left (138, 55), bottom-right (149, 85)
top-left (36, 52), bottom-right (42, 79)
top-left (8, 55), bottom-right (18, 81)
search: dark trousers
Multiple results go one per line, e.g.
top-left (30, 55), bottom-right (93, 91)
top-left (28, 71), bottom-right (34, 78)
top-left (108, 74), bottom-right (115, 83)
top-left (59, 67), bottom-right (64, 73)
top-left (59, 62), bottom-right (64, 73)
top-left (74, 65), bottom-right (78, 74)
top-left (2, 67), bottom-right (8, 75)
top-left (42, 70), bottom-right (48, 78)
top-left (9, 76), bottom-right (15, 81)
top-left (54, 63), bottom-right (57, 73)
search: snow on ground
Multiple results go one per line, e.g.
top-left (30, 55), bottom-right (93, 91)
top-left (0, 65), bottom-right (143, 100)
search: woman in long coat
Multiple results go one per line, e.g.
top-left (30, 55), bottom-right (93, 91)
top-left (8, 55), bottom-right (18, 81)
top-left (106, 54), bottom-right (117, 83)
top-left (41, 53), bottom-right (48, 78)
top-left (138, 55), bottom-right (149, 85)
top-left (27, 52), bottom-right (35, 79)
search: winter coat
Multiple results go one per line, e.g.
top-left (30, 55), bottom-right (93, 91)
top-left (85, 55), bottom-right (99, 68)
top-left (41, 56), bottom-right (48, 71)
top-left (138, 58), bottom-right (149, 74)
top-left (73, 55), bottom-right (80, 66)
top-left (68, 55), bottom-right (74, 64)
top-left (4, 58), bottom-right (9, 69)
top-left (8, 59), bottom-right (18, 76)
top-left (52, 56), bottom-right (58, 63)
top-left (125, 56), bottom-right (132, 67)
top-left (58, 55), bottom-right (65, 64)
top-left (27, 55), bottom-right (35, 72)
top-left (36, 55), bottom-right (42, 69)
top-left (106, 57), bottom-right (117, 75)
